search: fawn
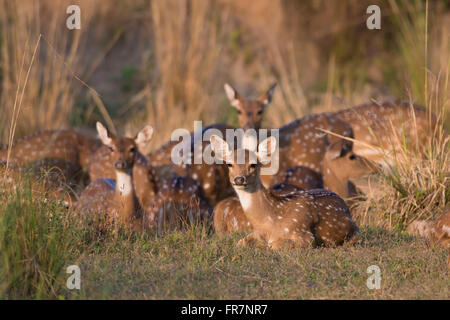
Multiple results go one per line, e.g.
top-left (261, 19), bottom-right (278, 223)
top-left (407, 208), bottom-right (450, 268)
top-left (334, 102), bottom-right (437, 165)
top-left (210, 134), bottom-right (360, 248)
top-left (76, 122), bottom-right (153, 231)
top-left (0, 129), bottom-right (100, 187)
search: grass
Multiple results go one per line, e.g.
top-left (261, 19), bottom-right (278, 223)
top-left (0, 0), bottom-right (449, 300)
top-left (51, 227), bottom-right (450, 299)
top-left (0, 180), bottom-right (448, 299)
top-left (1, 178), bottom-right (448, 300)
top-left (0, 178), bottom-right (89, 299)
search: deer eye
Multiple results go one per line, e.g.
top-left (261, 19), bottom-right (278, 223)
top-left (129, 147), bottom-right (137, 153)
top-left (349, 154), bottom-right (356, 160)
top-left (257, 110), bottom-right (263, 115)
top-left (250, 163), bottom-right (257, 169)
top-left (226, 163), bottom-right (232, 167)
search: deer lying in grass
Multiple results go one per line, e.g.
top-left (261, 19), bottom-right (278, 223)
top-left (213, 138), bottom-right (376, 235)
top-left (0, 129), bottom-right (100, 187)
top-left (76, 122), bottom-right (153, 231)
top-left (259, 112), bottom-right (355, 187)
top-left (0, 160), bottom-right (76, 208)
top-left (334, 102), bottom-right (437, 165)
top-left (146, 175), bottom-right (212, 233)
top-left (407, 208), bottom-right (450, 268)
top-left (78, 122), bottom-right (212, 232)
top-left (210, 134), bottom-right (360, 248)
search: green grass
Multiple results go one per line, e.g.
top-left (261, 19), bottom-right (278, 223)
top-left (0, 182), bottom-right (448, 299)
top-left (0, 180), bottom-right (90, 299)
top-left (72, 227), bottom-right (448, 299)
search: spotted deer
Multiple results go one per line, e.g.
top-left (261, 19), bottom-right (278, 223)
top-left (213, 138), bottom-right (377, 235)
top-left (76, 122), bottom-right (154, 231)
top-left (259, 112), bottom-right (355, 188)
top-left (334, 102), bottom-right (437, 165)
top-left (0, 160), bottom-right (76, 208)
top-left (81, 123), bottom-right (212, 233)
top-left (0, 129), bottom-right (100, 187)
top-left (88, 128), bottom-right (160, 211)
top-left (146, 176), bottom-right (212, 233)
top-left (210, 134), bottom-right (360, 248)
top-left (407, 208), bottom-right (450, 268)
top-left (174, 83), bottom-right (277, 205)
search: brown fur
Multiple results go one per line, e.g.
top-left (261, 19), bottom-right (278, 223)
top-left (76, 123), bottom-right (152, 232)
top-left (334, 102), bottom-right (437, 164)
top-left (0, 129), bottom-right (100, 185)
top-left (210, 135), bottom-right (359, 249)
top-left (407, 209), bottom-right (450, 268)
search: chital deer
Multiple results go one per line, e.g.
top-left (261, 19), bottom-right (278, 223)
top-left (0, 160), bottom-right (76, 208)
top-left (334, 102), bottom-right (437, 165)
top-left (407, 208), bottom-right (450, 268)
top-left (270, 166), bottom-right (323, 190)
top-left (213, 138), bottom-right (377, 235)
top-left (210, 134), bottom-right (360, 248)
top-left (0, 129), bottom-right (100, 187)
top-left (146, 176), bottom-right (212, 233)
top-left (321, 139), bottom-right (380, 199)
top-left (88, 128), bottom-right (160, 211)
top-left (182, 83), bottom-right (277, 205)
top-left (258, 112), bottom-right (355, 187)
top-left (76, 122), bottom-right (154, 231)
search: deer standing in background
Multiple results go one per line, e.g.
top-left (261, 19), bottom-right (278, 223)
top-left (334, 102), bottom-right (437, 165)
top-left (407, 208), bottom-right (450, 268)
top-left (76, 122), bottom-right (153, 231)
top-left (210, 134), bottom-right (360, 248)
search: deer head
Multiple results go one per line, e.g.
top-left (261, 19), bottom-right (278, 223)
top-left (210, 134), bottom-right (276, 190)
top-left (96, 122), bottom-right (153, 174)
top-left (224, 83), bottom-right (277, 130)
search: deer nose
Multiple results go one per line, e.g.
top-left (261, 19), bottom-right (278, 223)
top-left (115, 160), bottom-right (127, 169)
top-left (234, 176), bottom-right (246, 186)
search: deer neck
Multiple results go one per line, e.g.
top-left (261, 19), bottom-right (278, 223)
top-left (322, 163), bottom-right (348, 198)
top-left (114, 169), bottom-right (140, 222)
top-left (132, 153), bottom-right (159, 208)
top-left (233, 176), bottom-right (277, 230)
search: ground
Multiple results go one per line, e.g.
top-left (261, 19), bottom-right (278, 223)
top-left (69, 227), bottom-right (449, 299)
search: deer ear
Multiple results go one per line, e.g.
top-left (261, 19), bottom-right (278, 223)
top-left (326, 140), bottom-right (350, 160)
top-left (224, 83), bottom-right (241, 109)
top-left (96, 122), bottom-right (114, 148)
top-left (135, 125), bottom-right (153, 149)
top-left (258, 83), bottom-right (277, 106)
top-left (210, 135), bottom-right (231, 162)
top-left (257, 136), bottom-right (277, 164)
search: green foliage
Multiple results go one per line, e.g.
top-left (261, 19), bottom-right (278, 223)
top-left (0, 181), bottom-right (86, 299)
